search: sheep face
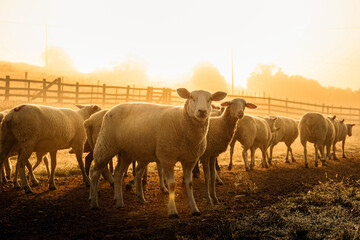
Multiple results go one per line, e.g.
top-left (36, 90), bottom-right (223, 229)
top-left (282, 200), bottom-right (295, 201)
top-left (177, 88), bottom-right (227, 122)
top-left (221, 98), bottom-right (257, 119)
top-left (347, 124), bottom-right (355, 136)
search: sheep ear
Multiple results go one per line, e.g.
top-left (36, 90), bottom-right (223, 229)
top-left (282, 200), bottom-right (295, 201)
top-left (92, 105), bottom-right (101, 111)
top-left (177, 88), bottom-right (191, 99)
top-left (351, 124), bottom-right (355, 127)
top-left (211, 91), bottom-right (227, 101)
top-left (75, 104), bottom-right (85, 109)
top-left (332, 115), bottom-right (336, 120)
top-left (220, 101), bottom-right (230, 107)
top-left (340, 119), bottom-right (345, 123)
top-left (275, 127), bottom-right (281, 131)
top-left (246, 102), bottom-right (257, 109)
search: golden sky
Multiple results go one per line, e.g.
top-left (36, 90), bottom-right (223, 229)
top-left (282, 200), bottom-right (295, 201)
top-left (0, 0), bottom-right (360, 89)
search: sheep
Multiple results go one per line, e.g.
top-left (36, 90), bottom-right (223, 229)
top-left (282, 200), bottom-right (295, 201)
top-left (266, 116), bottom-right (299, 165)
top-left (0, 104), bottom-right (101, 193)
top-left (334, 119), bottom-right (355, 159)
top-left (299, 112), bottom-right (336, 168)
top-left (228, 115), bottom-right (279, 171)
top-left (197, 98), bottom-right (257, 204)
top-left (210, 104), bottom-right (225, 117)
top-left (89, 88), bottom-right (227, 218)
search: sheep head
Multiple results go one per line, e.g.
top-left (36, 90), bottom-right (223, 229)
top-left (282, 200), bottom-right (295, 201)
top-left (220, 98), bottom-right (257, 119)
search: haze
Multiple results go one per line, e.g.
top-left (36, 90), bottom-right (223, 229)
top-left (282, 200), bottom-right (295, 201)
top-left (0, 0), bottom-right (360, 90)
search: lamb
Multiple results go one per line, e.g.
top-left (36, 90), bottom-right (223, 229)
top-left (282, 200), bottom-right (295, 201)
top-left (197, 98), bottom-right (257, 204)
top-left (89, 88), bottom-right (227, 218)
top-left (334, 119), bottom-right (355, 159)
top-left (0, 104), bottom-right (101, 193)
top-left (267, 116), bottom-right (299, 165)
top-left (299, 112), bottom-right (336, 168)
top-left (228, 115), bottom-right (279, 171)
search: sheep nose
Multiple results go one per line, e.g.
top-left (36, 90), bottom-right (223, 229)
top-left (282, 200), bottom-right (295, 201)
top-left (237, 111), bottom-right (244, 119)
top-left (197, 109), bottom-right (207, 118)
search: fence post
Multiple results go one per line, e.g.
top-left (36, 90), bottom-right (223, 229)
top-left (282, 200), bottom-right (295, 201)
top-left (147, 87), bottom-right (153, 103)
top-left (268, 97), bottom-right (271, 115)
top-left (102, 84), bottom-right (106, 105)
top-left (43, 79), bottom-right (47, 103)
top-left (126, 85), bottom-right (130, 102)
top-left (57, 78), bottom-right (62, 104)
top-left (75, 82), bottom-right (79, 104)
top-left (5, 75), bottom-right (10, 101)
top-left (90, 85), bottom-right (93, 104)
top-left (27, 78), bottom-right (31, 101)
top-left (285, 98), bottom-right (288, 116)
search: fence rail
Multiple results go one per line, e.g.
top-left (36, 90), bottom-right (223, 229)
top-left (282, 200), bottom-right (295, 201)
top-left (1, 76), bottom-right (360, 124)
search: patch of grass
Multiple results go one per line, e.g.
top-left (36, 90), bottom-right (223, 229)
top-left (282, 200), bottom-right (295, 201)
top-left (186, 178), bottom-right (360, 240)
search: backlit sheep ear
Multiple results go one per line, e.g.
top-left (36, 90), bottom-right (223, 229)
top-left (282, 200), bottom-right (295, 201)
top-left (211, 91), bottom-right (227, 101)
top-left (246, 103), bottom-right (257, 109)
top-left (220, 101), bottom-right (230, 107)
top-left (177, 88), bottom-right (191, 99)
top-left (75, 104), bottom-right (85, 109)
top-left (92, 105), bottom-right (101, 111)
top-left (351, 124), bottom-right (355, 127)
top-left (332, 115), bottom-right (336, 120)
top-left (340, 119), bottom-right (345, 123)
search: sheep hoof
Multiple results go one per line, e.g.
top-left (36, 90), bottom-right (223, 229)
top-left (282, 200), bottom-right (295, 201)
top-left (90, 206), bottom-right (99, 210)
top-left (228, 165), bottom-right (232, 171)
top-left (49, 185), bottom-right (57, 190)
top-left (192, 211), bottom-right (201, 217)
top-left (216, 180), bottom-right (224, 186)
top-left (292, 158), bottom-right (296, 162)
top-left (142, 180), bottom-right (147, 185)
top-left (169, 214), bottom-right (179, 219)
top-left (160, 187), bottom-right (169, 193)
top-left (125, 184), bottom-right (133, 191)
top-left (212, 198), bottom-right (219, 205)
top-left (322, 161), bottom-right (327, 166)
top-left (315, 162), bottom-right (318, 167)
top-left (13, 182), bottom-right (21, 189)
top-left (245, 167), bottom-right (250, 171)
top-left (24, 186), bottom-right (32, 194)
top-left (304, 164), bottom-right (309, 168)
top-left (285, 160), bottom-right (290, 164)
top-left (342, 155), bottom-right (347, 159)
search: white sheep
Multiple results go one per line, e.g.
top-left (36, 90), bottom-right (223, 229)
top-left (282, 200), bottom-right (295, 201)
top-left (198, 98), bottom-right (257, 204)
top-left (229, 115), bottom-right (279, 171)
top-left (299, 112), bottom-right (336, 168)
top-left (89, 88), bottom-right (227, 218)
top-left (0, 104), bottom-right (101, 193)
top-left (267, 116), bottom-right (299, 165)
top-left (334, 119), bottom-right (355, 159)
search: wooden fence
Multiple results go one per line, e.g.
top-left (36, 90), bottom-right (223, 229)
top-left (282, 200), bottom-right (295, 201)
top-left (1, 75), bottom-right (360, 124)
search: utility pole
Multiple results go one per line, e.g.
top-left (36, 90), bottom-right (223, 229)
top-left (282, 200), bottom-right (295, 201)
top-left (45, 24), bottom-right (47, 67)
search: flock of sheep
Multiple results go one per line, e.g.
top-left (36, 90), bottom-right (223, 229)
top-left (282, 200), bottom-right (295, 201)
top-left (0, 88), bottom-right (356, 219)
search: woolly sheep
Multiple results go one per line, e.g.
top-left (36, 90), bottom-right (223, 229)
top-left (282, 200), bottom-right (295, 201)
top-left (267, 116), bottom-right (299, 164)
top-left (299, 112), bottom-right (336, 168)
top-left (89, 88), bottom-right (227, 218)
top-left (229, 115), bottom-right (279, 171)
top-left (0, 104), bottom-right (101, 193)
top-left (334, 119), bottom-right (355, 159)
top-left (198, 98), bottom-right (257, 204)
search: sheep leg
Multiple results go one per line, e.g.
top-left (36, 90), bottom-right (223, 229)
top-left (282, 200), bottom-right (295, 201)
top-left (261, 148), bottom-right (269, 168)
top-left (26, 159), bottom-right (39, 186)
top-left (43, 155), bottom-right (50, 179)
top-left (0, 140), bottom-right (14, 184)
top-left (342, 140), bottom-right (346, 158)
top-left (250, 148), bottom-right (256, 170)
top-left (84, 151), bottom-right (93, 177)
top-left (289, 146), bottom-right (296, 162)
top-left (142, 165), bottom-right (148, 185)
top-left (75, 148), bottom-right (90, 187)
top-left (192, 161), bottom-right (200, 178)
top-left (162, 163), bottom-right (179, 218)
top-left (101, 166), bottom-right (114, 187)
top-left (156, 161), bottom-right (168, 193)
top-left (228, 139), bottom-right (236, 170)
top-left (182, 161), bottom-right (201, 216)
top-left (323, 144), bottom-right (330, 165)
top-left (114, 155), bottom-right (132, 208)
top-left (126, 161), bottom-right (144, 190)
top-left (302, 141), bottom-right (308, 168)
top-left (242, 148), bottom-right (250, 171)
top-left (202, 158), bottom-right (212, 204)
top-left (209, 156), bottom-right (219, 205)
top-left (332, 143), bottom-right (339, 160)
top-left (4, 158), bottom-right (11, 181)
top-left (135, 162), bottom-right (148, 203)
top-left (123, 164), bottom-right (129, 177)
top-left (49, 151), bottom-right (58, 190)
top-left (215, 158), bottom-right (220, 172)
top-left (215, 170), bottom-right (223, 185)
top-left (269, 145), bottom-right (274, 165)
top-left (314, 144), bottom-right (319, 167)
top-left (17, 149), bottom-right (33, 193)
top-left (12, 158), bottom-right (21, 188)
top-left (108, 158), bottom-right (114, 175)
top-left (132, 161), bottom-right (136, 177)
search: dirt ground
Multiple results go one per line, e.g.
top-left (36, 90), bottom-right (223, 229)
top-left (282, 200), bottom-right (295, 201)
top-left (1, 138), bottom-right (360, 240)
